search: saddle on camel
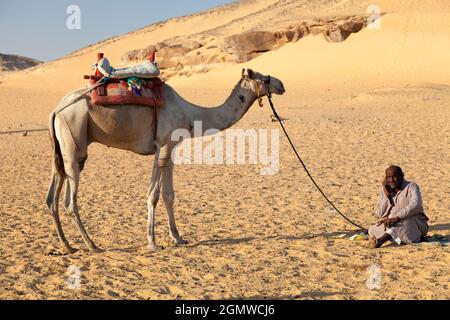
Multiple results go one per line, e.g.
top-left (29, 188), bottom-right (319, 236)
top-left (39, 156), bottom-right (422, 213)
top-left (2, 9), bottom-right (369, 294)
top-left (84, 52), bottom-right (165, 108)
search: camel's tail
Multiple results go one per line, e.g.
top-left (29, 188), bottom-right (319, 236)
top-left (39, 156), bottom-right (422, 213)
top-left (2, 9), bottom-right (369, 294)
top-left (49, 112), bottom-right (66, 178)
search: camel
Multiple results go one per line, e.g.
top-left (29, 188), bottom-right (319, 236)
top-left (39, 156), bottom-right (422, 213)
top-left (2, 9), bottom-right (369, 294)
top-left (46, 68), bottom-right (285, 253)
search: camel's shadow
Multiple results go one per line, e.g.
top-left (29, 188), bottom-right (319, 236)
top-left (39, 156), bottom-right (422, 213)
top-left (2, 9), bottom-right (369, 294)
top-left (186, 230), bottom-right (361, 248)
top-left (429, 223), bottom-right (450, 232)
top-left (69, 224), bottom-right (450, 253)
top-left (187, 237), bottom-right (257, 247)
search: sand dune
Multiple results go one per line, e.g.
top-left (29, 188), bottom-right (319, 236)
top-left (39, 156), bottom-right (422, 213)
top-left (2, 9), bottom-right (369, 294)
top-left (0, 0), bottom-right (449, 300)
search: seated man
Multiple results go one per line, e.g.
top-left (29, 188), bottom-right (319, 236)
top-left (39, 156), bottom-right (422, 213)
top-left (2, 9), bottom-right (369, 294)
top-left (369, 165), bottom-right (429, 248)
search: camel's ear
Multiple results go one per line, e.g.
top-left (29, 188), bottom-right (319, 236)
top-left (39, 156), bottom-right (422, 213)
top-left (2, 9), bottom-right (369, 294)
top-left (243, 68), bottom-right (255, 79)
top-left (246, 68), bottom-right (255, 79)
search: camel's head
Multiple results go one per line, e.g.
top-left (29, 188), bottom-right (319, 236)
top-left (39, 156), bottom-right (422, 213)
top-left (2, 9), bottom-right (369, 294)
top-left (242, 68), bottom-right (285, 97)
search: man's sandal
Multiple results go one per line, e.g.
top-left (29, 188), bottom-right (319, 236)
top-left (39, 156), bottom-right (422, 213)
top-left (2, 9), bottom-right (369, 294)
top-left (368, 236), bottom-right (380, 249)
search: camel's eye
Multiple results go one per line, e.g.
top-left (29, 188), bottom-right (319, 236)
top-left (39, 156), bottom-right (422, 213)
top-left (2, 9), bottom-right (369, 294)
top-left (264, 77), bottom-right (271, 84)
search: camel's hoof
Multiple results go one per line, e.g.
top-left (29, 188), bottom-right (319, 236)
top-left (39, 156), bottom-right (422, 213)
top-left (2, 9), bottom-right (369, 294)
top-left (174, 238), bottom-right (188, 246)
top-left (47, 245), bottom-right (78, 255)
top-left (65, 246), bottom-right (79, 254)
top-left (148, 244), bottom-right (163, 251)
top-left (89, 246), bottom-right (104, 254)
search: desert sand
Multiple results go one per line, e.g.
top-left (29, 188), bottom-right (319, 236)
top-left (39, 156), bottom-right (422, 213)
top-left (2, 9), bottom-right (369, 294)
top-left (0, 0), bottom-right (449, 299)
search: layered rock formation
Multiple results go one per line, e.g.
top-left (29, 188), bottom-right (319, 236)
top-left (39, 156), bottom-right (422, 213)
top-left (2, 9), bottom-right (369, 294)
top-left (121, 15), bottom-right (370, 78)
top-left (0, 54), bottom-right (42, 72)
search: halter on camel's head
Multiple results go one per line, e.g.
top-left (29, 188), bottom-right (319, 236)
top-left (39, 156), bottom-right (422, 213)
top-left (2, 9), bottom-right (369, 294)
top-left (241, 68), bottom-right (285, 107)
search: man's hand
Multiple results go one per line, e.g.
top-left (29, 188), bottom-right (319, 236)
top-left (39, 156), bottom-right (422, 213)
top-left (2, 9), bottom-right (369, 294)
top-left (377, 217), bottom-right (401, 228)
top-left (382, 177), bottom-right (392, 197)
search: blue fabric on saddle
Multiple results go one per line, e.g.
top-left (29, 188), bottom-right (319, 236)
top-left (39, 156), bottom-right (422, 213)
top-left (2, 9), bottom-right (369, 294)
top-left (97, 57), bottom-right (160, 79)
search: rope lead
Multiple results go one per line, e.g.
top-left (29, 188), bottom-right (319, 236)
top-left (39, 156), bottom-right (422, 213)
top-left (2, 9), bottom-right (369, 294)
top-left (266, 94), bottom-right (367, 232)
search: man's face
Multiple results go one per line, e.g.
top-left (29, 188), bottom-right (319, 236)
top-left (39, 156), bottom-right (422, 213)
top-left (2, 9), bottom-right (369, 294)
top-left (385, 168), bottom-right (403, 190)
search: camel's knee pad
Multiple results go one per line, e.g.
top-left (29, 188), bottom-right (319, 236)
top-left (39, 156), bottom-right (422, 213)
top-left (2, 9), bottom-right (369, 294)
top-left (157, 157), bottom-right (170, 168)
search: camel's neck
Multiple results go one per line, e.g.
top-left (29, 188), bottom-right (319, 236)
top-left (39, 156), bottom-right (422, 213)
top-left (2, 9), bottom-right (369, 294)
top-left (176, 79), bottom-right (257, 135)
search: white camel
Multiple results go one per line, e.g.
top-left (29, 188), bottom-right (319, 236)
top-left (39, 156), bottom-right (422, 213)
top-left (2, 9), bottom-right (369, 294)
top-left (46, 68), bottom-right (285, 253)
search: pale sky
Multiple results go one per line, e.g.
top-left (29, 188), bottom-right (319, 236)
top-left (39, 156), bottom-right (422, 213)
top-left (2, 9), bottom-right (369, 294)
top-left (0, 0), bottom-right (236, 61)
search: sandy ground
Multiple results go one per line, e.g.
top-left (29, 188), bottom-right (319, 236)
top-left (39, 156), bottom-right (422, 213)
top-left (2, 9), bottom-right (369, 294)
top-left (0, 0), bottom-right (449, 299)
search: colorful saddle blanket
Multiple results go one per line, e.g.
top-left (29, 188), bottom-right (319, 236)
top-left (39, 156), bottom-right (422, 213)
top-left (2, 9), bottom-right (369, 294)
top-left (89, 77), bottom-right (165, 107)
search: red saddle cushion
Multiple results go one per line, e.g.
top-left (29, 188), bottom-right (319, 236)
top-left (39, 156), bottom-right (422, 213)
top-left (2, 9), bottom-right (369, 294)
top-left (89, 78), bottom-right (165, 107)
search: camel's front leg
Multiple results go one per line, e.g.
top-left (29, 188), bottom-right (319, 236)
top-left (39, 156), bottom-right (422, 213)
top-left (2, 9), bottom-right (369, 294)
top-left (160, 159), bottom-right (187, 245)
top-left (146, 157), bottom-right (162, 250)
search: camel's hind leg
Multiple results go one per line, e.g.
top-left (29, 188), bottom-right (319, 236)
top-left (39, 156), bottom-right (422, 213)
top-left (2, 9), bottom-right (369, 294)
top-left (55, 115), bottom-right (101, 253)
top-left (64, 160), bottom-right (102, 253)
top-left (46, 169), bottom-right (77, 254)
